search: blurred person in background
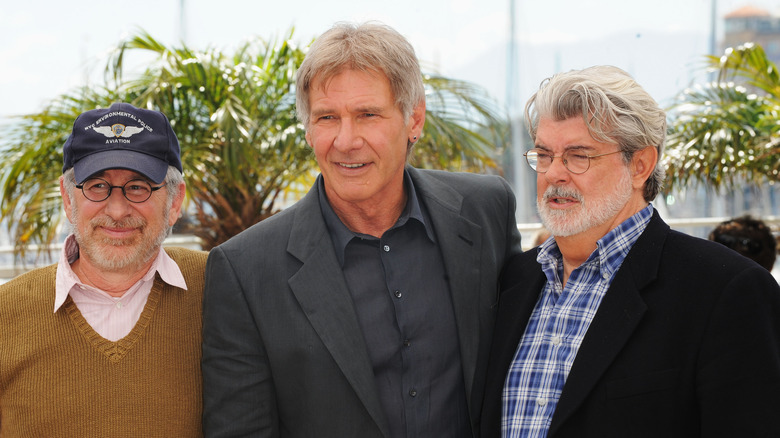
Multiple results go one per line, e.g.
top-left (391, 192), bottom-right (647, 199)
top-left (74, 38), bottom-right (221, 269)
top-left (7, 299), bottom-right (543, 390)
top-left (709, 214), bottom-right (777, 271)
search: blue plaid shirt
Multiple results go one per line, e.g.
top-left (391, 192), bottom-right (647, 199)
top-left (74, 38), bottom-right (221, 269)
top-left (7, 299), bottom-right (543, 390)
top-left (501, 204), bottom-right (653, 438)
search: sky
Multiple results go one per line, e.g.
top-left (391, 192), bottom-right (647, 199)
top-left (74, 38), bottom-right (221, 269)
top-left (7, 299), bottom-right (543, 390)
top-left (2, 0), bottom-right (780, 240)
top-left (4, 0), bottom-right (778, 123)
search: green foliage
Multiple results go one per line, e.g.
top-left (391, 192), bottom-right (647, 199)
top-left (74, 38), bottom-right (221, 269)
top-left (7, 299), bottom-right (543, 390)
top-left (109, 30), bottom-right (313, 250)
top-left (0, 91), bottom-right (122, 260)
top-left (0, 29), bottom-right (507, 256)
top-left (665, 43), bottom-right (780, 194)
top-left (416, 75), bottom-right (507, 172)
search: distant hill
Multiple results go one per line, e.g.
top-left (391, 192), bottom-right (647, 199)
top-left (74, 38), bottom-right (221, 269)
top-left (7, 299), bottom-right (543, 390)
top-left (448, 29), bottom-right (710, 108)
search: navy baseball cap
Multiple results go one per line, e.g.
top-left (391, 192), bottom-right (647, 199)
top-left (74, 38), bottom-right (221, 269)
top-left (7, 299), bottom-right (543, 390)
top-left (62, 103), bottom-right (183, 184)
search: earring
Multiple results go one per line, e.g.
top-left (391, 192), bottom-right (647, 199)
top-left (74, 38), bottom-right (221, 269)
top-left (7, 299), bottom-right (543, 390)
top-left (413, 136), bottom-right (417, 141)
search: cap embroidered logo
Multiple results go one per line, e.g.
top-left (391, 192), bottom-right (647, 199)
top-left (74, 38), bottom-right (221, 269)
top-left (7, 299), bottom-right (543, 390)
top-left (93, 124), bottom-right (145, 138)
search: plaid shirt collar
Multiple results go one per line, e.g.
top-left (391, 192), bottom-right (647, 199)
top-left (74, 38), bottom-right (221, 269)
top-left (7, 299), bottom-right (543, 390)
top-left (537, 203), bottom-right (654, 285)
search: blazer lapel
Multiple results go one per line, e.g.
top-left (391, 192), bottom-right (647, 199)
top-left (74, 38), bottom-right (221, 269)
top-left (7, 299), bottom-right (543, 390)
top-left (482, 252), bottom-right (547, 436)
top-left (493, 252), bottom-right (548, 379)
top-left (549, 212), bottom-right (668, 435)
top-left (286, 187), bottom-right (391, 437)
top-left (409, 168), bottom-right (483, 400)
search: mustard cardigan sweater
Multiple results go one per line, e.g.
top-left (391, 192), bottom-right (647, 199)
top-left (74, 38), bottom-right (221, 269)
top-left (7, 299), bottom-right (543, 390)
top-left (0, 247), bottom-right (207, 437)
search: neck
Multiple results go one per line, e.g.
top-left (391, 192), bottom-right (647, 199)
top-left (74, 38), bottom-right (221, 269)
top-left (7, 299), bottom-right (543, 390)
top-left (554, 232), bottom-right (599, 286)
top-left (330, 191), bottom-right (407, 238)
top-left (72, 257), bottom-right (155, 297)
top-left (553, 201), bottom-right (649, 286)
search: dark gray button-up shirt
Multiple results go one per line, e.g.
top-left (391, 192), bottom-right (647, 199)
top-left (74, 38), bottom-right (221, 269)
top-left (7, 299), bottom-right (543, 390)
top-left (318, 172), bottom-right (470, 438)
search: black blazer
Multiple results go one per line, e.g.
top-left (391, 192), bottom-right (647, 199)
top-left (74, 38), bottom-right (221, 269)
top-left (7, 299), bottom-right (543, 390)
top-left (202, 166), bottom-right (522, 437)
top-left (482, 211), bottom-right (780, 437)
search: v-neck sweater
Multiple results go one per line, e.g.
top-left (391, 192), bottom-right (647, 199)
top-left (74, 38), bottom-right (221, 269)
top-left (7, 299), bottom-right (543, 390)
top-left (0, 247), bottom-right (207, 438)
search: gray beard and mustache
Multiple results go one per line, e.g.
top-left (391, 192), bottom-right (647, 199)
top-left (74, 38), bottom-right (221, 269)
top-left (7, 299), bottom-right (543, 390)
top-left (71, 206), bottom-right (170, 273)
top-left (537, 167), bottom-right (633, 237)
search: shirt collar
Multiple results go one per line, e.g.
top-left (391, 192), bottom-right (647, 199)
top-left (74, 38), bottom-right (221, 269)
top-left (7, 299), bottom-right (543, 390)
top-left (53, 234), bottom-right (188, 313)
top-left (318, 169), bottom-right (435, 267)
top-left (537, 203), bottom-right (654, 280)
top-left (595, 203), bottom-right (654, 279)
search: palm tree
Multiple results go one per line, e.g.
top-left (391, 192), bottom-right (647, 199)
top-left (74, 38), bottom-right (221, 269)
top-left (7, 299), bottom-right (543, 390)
top-left (665, 43), bottom-right (780, 194)
top-left (0, 29), bottom-right (508, 257)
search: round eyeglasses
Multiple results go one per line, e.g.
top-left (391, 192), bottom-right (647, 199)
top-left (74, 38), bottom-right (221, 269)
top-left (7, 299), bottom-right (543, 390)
top-left (523, 148), bottom-right (623, 174)
top-left (75, 178), bottom-right (164, 203)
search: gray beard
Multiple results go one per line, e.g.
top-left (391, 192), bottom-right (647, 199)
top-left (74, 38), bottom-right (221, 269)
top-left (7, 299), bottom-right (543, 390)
top-left (70, 204), bottom-right (170, 273)
top-left (537, 167), bottom-right (633, 237)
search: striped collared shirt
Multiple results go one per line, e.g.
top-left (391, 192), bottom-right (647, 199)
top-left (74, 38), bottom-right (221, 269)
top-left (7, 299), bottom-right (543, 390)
top-left (502, 204), bottom-right (653, 438)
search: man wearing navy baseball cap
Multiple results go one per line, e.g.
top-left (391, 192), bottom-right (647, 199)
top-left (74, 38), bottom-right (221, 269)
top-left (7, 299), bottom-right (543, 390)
top-left (0, 103), bottom-right (207, 437)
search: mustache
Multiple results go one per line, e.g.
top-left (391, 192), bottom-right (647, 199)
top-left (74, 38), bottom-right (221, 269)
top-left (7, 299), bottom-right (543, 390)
top-left (542, 185), bottom-right (584, 203)
top-left (89, 215), bottom-right (146, 230)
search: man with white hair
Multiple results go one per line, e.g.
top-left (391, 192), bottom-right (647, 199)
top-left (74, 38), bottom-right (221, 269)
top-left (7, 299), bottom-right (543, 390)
top-left (482, 66), bottom-right (780, 437)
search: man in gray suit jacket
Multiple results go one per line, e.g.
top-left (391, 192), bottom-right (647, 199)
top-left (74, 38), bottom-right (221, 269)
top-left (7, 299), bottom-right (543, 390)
top-left (201, 22), bottom-right (522, 437)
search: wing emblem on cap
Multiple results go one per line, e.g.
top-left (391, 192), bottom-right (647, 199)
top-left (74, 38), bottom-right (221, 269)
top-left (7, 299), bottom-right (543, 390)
top-left (94, 124), bottom-right (145, 138)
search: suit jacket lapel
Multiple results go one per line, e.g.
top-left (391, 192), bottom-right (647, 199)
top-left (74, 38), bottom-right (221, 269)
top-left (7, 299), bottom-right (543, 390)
top-left (286, 186), bottom-right (391, 437)
top-left (549, 212), bottom-right (668, 435)
top-left (409, 168), bottom-right (483, 401)
top-left (482, 251), bottom-right (547, 435)
top-left (493, 251), bottom-right (547, 380)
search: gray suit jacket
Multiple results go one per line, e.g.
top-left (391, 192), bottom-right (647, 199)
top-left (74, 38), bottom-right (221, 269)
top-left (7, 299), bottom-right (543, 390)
top-left (202, 166), bottom-right (522, 437)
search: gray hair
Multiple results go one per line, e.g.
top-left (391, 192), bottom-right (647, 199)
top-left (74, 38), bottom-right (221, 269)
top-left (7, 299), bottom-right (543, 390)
top-left (295, 21), bottom-right (425, 128)
top-left (524, 65), bottom-right (666, 201)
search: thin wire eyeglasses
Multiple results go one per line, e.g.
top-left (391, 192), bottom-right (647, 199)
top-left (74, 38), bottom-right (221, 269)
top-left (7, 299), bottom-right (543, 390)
top-left (523, 148), bottom-right (623, 174)
top-left (75, 178), bottom-right (164, 203)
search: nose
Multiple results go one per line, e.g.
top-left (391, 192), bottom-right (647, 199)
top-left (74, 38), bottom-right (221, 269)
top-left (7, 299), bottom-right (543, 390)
top-left (332, 119), bottom-right (361, 152)
top-left (543, 154), bottom-right (571, 185)
top-left (102, 188), bottom-right (133, 220)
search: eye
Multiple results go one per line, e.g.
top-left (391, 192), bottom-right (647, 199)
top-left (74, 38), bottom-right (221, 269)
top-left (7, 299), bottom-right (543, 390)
top-left (313, 114), bottom-right (334, 123)
top-left (125, 180), bottom-right (152, 192)
top-left (83, 180), bottom-right (108, 191)
top-left (567, 152), bottom-right (590, 161)
top-left (536, 151), bottom-right (552, 160)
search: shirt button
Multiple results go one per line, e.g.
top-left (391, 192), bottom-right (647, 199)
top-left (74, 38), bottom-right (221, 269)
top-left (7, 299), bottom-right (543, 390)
top-left (537, 398), bottom-right (547, 407)
top-left (116, 302), bottom-right (123, 309)
top-left (409, 389), bottom-right (417, 397)
top-left (383, 244), bottom-right (390, 252)
top-left (551, 336), bottom-right (562, 346)
top-left (394, 290), bottom-right (402, 298)
top-left (403, 339), bottom-right (411, 347)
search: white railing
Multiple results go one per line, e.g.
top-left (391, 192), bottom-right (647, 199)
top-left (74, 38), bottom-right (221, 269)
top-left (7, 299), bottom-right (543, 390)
top-left (2, 216), bottom-right (779, 280)
top-left (516, 216), bottom-right (780, 251)
top-left (518, 215), bottom-right (780, 233)
top-left (0, 235), bottom-right (203, 280)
